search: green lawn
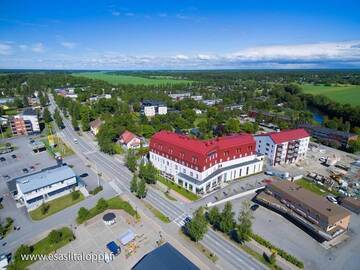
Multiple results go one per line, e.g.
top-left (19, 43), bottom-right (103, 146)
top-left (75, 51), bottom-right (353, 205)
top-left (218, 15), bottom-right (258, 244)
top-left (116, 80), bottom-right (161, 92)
top-left (301, 83), bottom-right (360, 106)
top-left (144, 202), bottom-right (171, 223)
top-left (295, 179), bottom-right (330, 196)
top-left (157, 175), bottom-right (200, 201)
top-left (30, 192), bottom-right (84, 220)
top-left (73, 72), bottom-right (193, 86)
top-left (42, 135), bottom-right (74, 157)
top-left (77, 196), bottom-right (139, 224)
top-left (11, 227), bottom-right (74, 269)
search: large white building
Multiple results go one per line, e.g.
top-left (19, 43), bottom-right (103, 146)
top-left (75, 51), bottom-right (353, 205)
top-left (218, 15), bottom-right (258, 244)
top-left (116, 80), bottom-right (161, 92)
top-left (14, 165), bottom-right (79, 210)
top-left (255, 129), bottom-right (310, 166)
top-left (150, 131), bottom-right (264, 195)
top-left (141, 100), bottom-right (167, 117)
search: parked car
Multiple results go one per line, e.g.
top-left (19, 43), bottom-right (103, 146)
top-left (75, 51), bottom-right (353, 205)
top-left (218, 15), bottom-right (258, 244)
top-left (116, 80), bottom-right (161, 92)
top-left (11, 154), bottom-right (16, 159)
top-left (264, 171), bottom-right (273, 176)
top-left (251, 204), bottom-right (260, 211)
top-left (0, 157), bottom-right (5, 162)
top-left (326, 195), bottom-right (338, 204)
top-left (22, 168), bottom-right (29, 173)
top-left (73, 138), bottom-right (78, 144)
top-left (30, 166), bottom-right (35, 171)
top-left (3, 175), bottom-right (10, 180)
top-left (319, 157), bottom-right (326, 163)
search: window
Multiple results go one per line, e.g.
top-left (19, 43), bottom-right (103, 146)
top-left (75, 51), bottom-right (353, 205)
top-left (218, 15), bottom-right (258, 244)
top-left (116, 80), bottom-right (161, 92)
top-left (224, 151), bottom-right (229, 156)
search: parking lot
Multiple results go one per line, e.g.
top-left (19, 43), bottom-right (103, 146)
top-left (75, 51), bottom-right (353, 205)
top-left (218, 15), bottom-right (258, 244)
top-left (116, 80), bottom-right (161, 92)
top-left (30, 210), bottom-right (163, 270)
top-left (0, 135), bottom-right (112, 253)
top-left (216, 194), bottom-right (360, 270)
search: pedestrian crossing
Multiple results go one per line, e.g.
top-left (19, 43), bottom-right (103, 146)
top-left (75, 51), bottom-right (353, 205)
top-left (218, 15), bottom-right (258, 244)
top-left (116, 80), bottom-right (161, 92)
top-left (109, 180), bottom-right (122, 195)
top-left (172, 213), bottom-right (190, 227)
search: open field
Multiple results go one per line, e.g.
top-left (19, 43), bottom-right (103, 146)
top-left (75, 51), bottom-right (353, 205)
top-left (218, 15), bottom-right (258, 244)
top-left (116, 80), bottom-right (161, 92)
top-left (301, 84), bottom-right (360, 106)
top-left (73, 72), bottom-right (193, 85)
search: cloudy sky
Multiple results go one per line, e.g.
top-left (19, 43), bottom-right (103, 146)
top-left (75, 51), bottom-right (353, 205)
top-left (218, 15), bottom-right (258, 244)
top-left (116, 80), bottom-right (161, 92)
top-left (0, 0), bottom-right (359, 69)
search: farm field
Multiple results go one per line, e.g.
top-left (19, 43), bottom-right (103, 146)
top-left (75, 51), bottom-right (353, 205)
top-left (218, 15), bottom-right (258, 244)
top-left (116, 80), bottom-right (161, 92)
top-left (73, 71), bottom-right (193, 85)
top-left (301, 84), bottom-right (360, 106)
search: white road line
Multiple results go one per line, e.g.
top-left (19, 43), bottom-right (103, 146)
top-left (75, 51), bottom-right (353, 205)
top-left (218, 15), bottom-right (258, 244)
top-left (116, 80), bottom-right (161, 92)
top-left (109, 181), bottom-right (122, 195)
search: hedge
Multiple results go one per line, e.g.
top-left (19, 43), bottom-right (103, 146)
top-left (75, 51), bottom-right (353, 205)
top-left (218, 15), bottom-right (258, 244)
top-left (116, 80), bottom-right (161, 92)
top-left (251, 233), bottom-right (304, 269)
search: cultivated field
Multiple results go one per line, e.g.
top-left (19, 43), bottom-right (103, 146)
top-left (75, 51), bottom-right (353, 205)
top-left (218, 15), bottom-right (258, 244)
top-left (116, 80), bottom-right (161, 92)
top-left (301, 84), bottom-right (360, 106)
top-left (73, 72), bottom-right (193, 85)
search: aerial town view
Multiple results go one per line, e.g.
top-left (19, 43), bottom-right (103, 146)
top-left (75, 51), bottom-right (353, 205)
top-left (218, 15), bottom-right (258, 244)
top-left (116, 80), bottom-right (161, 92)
top-left (1, 1), bottom-right (360, 270)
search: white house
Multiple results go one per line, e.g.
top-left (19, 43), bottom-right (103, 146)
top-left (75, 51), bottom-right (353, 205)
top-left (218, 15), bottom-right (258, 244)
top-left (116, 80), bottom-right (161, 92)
top-left (141, 100), bottom-right (167, 117)
top-left (15, 165), bottom-right (79, 210)
top-left (255, 128), bottom-right (310, 166)
top-left (10, 108), bottom-right (40, 136)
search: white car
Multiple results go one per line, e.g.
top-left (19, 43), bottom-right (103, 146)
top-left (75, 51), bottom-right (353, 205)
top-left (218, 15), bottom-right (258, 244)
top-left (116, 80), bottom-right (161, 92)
top-left (319, 157), bottom-right (326, 163)
top-left (264, 171), bottom-right (273, 176)
top-left (326, 195), bottom-right (338, 204)
top-left (73, 138), bottom-right (78, 144)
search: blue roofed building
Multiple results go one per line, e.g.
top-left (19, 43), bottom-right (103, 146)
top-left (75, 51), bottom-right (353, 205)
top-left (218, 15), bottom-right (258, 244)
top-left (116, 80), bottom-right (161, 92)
top-left (14, 165), bottom-right (79, 210)
top-left (132, 242), bottom-right (199, 270)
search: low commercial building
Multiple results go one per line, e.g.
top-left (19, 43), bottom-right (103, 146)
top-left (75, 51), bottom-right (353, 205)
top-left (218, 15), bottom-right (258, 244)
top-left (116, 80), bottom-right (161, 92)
top-left (339, 197), bottom-right (360, 214)
top-left (257, 181), bottom-right (351, 240)
top-left (10, 108), bottom-right (40, 136)
top-left (202, 99), bottom-right (222, 106)
top-left (118, 130), bottom-right (141, 149)
top-left (90, 118), bottom-right (102, 135)
top-left (132, 242), bottom-right (199, 270)
top-left (150, 131), bottom-right (264, 194)
top-left (141, 100), bottom-right (167, 117)
top-left (14, 165), bottom-right (79, 210)
top-left (168, 92), bottom-right (191, 100)
top-left (255, 129), bottom-right (310, 166)
top-left (299, 123), bottom-right (358, 148)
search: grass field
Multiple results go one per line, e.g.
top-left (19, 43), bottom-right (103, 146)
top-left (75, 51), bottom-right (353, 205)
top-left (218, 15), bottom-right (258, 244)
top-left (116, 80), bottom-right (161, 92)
top-left (157, 175), bottom-right (200, 201)
top-left (30, 192), bottom-right (84, 220)
top-left (144, 202), bottom-right (171, 223)
top-left (73, 72), bottom-right (193, 85)
top-left (301, 84), bottom-right (360, 106)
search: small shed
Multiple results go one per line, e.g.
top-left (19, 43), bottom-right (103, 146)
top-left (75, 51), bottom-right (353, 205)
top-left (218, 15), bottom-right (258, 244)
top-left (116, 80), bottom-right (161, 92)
top-left (103, 212), bottom-right (116, 225)
top-left (119, 229), bottom-right (135, 246)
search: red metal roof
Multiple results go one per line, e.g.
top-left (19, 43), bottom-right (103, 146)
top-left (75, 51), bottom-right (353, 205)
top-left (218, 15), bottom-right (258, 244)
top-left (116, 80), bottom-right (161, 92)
top-left (257, 128), bottom-right (310, 144)
top-left (150, 131), bottom-right (256, 172)
top-left (120, 130), bottom-right (137, 144)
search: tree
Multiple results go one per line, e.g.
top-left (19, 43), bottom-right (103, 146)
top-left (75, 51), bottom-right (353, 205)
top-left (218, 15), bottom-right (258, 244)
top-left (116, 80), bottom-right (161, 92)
top-left (207, 206), bottom-right (221, 228)
top-left (14, 244), bottom-right (32, 261)
top-left (219, 202), bottom-right (235, 234)
top-left (130, 175), bottom-right (138, 193)
top-left (96, 198), bottom-right (108, 211)
top-left (185, 207), bottom-right (208, 242)
top-left (226, 118), bottom-right (240, 133)
top-left (71, 115), bottom-right (79, 131)
top-left (235, 200), bottom-right (254, 242)
top-left (139, 162), bottom-right (157, 184)
top-left (53, 109), bottom-right (64, 129)
top-left (40, 203), bottom-right (50, 215)
top-left (78, 207), bottom-right (90, 221)
top-left (48, 230), bottom-right (62, 244)
top-left (43, 107), bottom-right (52, 123)
top-left (125, 150), bottom-right (138, 172)
top-left (137, 179), bottom-right (147, 198)
top-left (71, 190), bottom-right (80, 201)
top-left (80, 106), bottom-right (91, 131)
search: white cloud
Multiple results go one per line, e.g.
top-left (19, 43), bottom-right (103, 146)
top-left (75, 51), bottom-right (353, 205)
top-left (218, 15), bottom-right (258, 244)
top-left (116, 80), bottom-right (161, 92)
top-left (18, 44), bottom-right (28, 50)
top-left (32, 43), bottom-right (45, 53)
top-left (125, 12), bottom-right (134, 17)
top-left (112, 11), bottom-right (120, 16)
top-left (61, 41), bottom-right (77, 49)
top-left (173, 54), bottom-right (189, 60)
top-left (0, 43), bottom-right (12, 55)
top-left (197, 54), bottom-right (215, 60)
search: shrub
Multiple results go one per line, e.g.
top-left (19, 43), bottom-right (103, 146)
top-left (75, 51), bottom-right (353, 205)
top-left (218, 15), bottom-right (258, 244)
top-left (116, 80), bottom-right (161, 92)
top-left (41, 203), bottom-right (50, 215)
top-left (77, 207), bottom-right (90, 223)
top-left (89, 186), bottom-right (103, 195)
top-left (71, 190), bottom-right (81, 201)
top-left (96, 198), bottom-right (108, 211)
top-left (48, 230), bottom-right (62, 244)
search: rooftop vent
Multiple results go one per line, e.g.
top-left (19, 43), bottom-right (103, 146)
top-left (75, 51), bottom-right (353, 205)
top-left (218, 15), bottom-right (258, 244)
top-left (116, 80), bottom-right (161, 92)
top-left (21, 179), bottom-right (29, 184)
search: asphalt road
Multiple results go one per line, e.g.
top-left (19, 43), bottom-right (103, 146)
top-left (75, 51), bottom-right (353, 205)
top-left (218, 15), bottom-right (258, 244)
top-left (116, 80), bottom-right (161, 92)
top-left (49, 95), bottom-right (267, 270)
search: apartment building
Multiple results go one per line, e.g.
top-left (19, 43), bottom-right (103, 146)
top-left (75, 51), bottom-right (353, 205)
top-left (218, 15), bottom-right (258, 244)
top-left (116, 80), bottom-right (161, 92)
top-left (149, 131), bottom-right (264, 194)
top-left (10, 108), bottom-right (40, 136)
top-left (141, 100), bottom-right (167, 117)
top-left (255, 129), bottom-right (310, 166)
top-left (15, 165), bottom-right (79, 210)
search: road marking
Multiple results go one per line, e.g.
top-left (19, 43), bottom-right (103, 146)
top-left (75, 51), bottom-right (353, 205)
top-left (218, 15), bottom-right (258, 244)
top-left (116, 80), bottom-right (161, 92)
top-left (109, 181), bottom-right (122, 195)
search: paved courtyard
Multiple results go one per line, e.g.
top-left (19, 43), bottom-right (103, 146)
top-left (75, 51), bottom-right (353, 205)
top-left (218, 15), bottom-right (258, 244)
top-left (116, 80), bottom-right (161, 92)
top-left (30, 210), bottom-right (166, 270)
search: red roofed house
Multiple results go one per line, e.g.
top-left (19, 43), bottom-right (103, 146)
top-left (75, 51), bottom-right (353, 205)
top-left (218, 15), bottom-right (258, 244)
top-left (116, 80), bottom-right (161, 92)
top-left (255, 128), bottom-right (310, 166)
top-left (90, 118), bottom-right (102, 136)
top-left (119, 130), bottom-right (141, 149)
top-left (149, 131), bottom-right (264, 194)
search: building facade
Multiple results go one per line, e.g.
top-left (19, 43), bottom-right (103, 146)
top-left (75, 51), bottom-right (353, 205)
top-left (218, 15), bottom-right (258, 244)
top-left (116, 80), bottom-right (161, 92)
top-left (150, 131), bottom-right (264, 194)
top-left (259, 181), bottom-right (350, 236)
top-left (255, 129), bottom-right (310, 166)
top-left (141, 100), bottom-right (167, 117)
top-left (15, 165), bottom-right (79, 210)
top-left (10, 108), bottom-right (40, 136)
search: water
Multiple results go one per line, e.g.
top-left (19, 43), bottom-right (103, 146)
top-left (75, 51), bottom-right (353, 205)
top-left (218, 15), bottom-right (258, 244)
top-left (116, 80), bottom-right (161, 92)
top-left (312, 111), bottom-right (324, 124)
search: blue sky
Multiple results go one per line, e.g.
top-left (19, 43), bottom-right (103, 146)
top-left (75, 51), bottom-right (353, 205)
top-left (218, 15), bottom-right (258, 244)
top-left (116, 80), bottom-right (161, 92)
top-left (0, 0), bottom-right (359, 69)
